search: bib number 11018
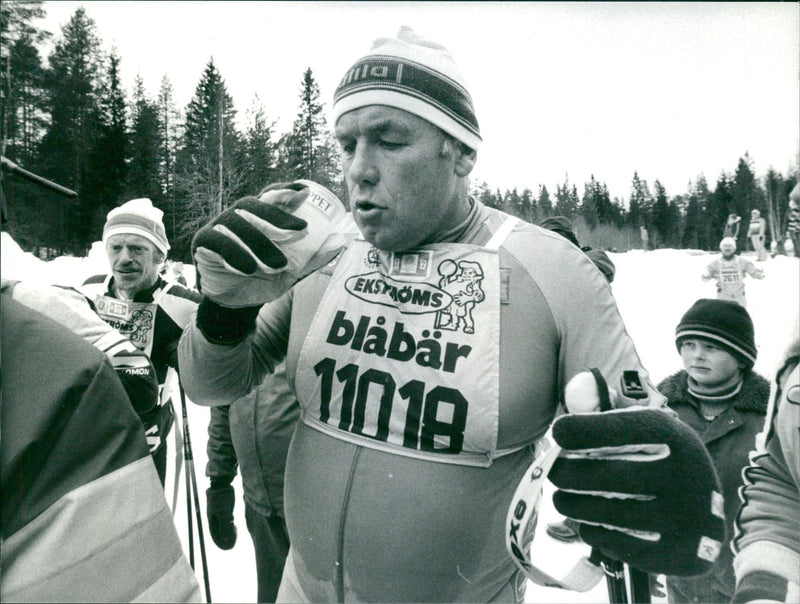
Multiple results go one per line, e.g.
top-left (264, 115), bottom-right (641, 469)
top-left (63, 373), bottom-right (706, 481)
top-left (314, 357), bottom-right (468, 453)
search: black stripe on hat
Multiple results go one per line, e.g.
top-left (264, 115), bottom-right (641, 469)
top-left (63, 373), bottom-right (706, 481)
top-left (334, 55), bottom-right (480, 139)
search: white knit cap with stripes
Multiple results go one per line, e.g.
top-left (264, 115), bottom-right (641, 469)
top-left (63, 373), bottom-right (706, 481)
top-left (332, 26), bottom-right (481, 150)
top-left (103, 198), bottom-right (170, 255)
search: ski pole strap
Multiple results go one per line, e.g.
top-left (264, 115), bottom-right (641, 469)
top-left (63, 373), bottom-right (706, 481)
top-left (505, 428), bottom-right (605, 592)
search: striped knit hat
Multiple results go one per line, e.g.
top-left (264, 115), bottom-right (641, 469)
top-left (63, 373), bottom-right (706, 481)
top-left (332, 26), bottom-right (481, 150)
top-left (103, 198), bottom-right (170, 255)
top-left (675, 298), bottom-right (757, 369)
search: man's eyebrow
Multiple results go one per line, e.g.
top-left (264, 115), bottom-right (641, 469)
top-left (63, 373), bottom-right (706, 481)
top-left (336, 118), bottom-right (410, 137)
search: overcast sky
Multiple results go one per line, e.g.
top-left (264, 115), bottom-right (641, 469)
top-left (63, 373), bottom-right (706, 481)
top-left (38, 1), bottom-right (799, 201)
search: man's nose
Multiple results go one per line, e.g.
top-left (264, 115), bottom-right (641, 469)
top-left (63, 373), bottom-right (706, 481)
top-left (347, 143), bottom-right (378, 185)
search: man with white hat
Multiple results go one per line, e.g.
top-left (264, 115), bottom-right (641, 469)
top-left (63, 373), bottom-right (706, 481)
top-left (83, 198), bottom-right (202, 485)
top-left (702, 236), bottom-right (765, 308)
top-left (179, 27), bottom-right (726, 602)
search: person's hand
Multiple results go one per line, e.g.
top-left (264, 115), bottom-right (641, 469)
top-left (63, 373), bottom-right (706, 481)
top-left (649, 574), bottom-right (666, 598)
top-left (191, 183), bottom-right (312, 308)
top-left (206, 482), bottom-right (237, 550)
top-left (548, 407), bottom-right (726, 577)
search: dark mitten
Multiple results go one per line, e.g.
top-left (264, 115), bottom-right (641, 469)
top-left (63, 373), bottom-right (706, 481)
top-left (206, 482), bottom-right (237, 550)
top-left (191, 184), bottom-right (310, 308)
top-left (549, 407), bottom-right (726, 576)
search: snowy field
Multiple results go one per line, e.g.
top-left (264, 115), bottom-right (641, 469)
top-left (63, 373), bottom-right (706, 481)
top-left (2, 232), bottom-right (798, 603)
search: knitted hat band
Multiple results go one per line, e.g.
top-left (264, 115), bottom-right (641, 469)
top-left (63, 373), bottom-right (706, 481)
top-left (103, 198), bottom-right (169, 255)
top-left (333, 27), bottom-right (481, 150)
top-left (675, 328), bottom-right (757, 367)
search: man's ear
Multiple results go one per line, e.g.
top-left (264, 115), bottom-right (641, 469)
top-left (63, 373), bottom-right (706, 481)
top-left (454, 145), bottom-right (477, 177)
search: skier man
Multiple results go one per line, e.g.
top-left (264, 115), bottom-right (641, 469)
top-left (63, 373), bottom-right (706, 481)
top-left (702, 237), bottom-right (765, 308)
top-left (180, 26), bottom-right (727, 602)
top-left (82, 198), bottom-right (202, 485)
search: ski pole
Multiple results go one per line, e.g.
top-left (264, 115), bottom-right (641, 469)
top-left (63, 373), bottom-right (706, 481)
top-left (587, 369), bottom-right (640, 604)
top-left (629, 567), bottom-right (652, 604)
top-left (179, 380), bottom-right (212, 603)
top-left (599, 553), bottom-right (628, 603)
top-left (182, 397), bottom-right (194, 568)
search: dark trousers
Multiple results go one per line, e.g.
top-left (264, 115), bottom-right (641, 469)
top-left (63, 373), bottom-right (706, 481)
top-left (245, 502), bottom-right (290, 603)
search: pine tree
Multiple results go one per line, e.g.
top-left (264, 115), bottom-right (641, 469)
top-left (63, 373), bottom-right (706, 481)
top-left (127, 75), bottom-right (162, 202)
top-left (520, 188), bottom-right (534, 223)
top-left (628, 171), bottom-right (653, 231)
top-left (36, 7), bottom-right (104, 253)
top-left (554, 176), bottom-right (579, 217)
top-left (580, 176), bottom-right (606, 229)
top-left (732, 153), bottom-right (765, 248)
top-left (1, 1), bottom-right (50, 250)
top-left (157, 75), bottom-right (182, 243)
top-left (281, 68), bottom-right (343, 196)
top-left (240, 94), bottom-right (279, 194)
top-left (174, 58), bottom-right (245, 257)
top-left (85, 47), bottom-right (128, 234)
top-left (650, 180), bottom-right (670, 248)
top-left (536, 185), bottom-right (552, 219)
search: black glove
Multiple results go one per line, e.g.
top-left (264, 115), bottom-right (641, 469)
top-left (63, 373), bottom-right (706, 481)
top-left (191, 183), bottom-right (310, 309)
top-left (206, 481), bottom-right (237, 550)
top-left (549, 407), bottom-right (726, 577)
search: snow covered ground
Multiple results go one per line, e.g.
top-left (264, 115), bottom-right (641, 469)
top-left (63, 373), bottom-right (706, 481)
top-left (2, 232), bottom-right (798, 603)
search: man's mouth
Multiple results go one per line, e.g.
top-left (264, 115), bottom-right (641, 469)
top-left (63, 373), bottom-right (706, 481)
top-left (354, 200), bottom-right (383, 213)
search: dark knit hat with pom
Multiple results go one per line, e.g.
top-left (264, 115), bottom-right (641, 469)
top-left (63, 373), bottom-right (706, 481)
top-left (675, 298), bottom-right (757, 369)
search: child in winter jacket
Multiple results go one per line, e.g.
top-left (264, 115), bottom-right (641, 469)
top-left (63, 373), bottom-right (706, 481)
top-left (702, 237), bottom-right (764, 307)
top-left (659, 299), bottom-right (769, 603)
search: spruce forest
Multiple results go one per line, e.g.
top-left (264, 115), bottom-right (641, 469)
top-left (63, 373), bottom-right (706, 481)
top-left (2, 3), bottom-right (797, 261)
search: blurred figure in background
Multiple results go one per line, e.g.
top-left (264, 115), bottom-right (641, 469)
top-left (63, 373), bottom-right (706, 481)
top-left (786, 184), bottom-right (800, 259)
top-left (702, 237), bottom-right (764, 308)
top-left (205, 363), bottom-right (298, 603)
top-left (724, 213), bottom-right (742, 239)
top-left (747, 209), bottom-right (768, 262)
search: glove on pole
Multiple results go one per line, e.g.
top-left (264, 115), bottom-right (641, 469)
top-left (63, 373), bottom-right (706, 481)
top-left (549, 406), bottom-right (726, 577)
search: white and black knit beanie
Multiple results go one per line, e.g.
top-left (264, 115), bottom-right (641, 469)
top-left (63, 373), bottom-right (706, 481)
top-left (103, 198), bottom-right (170, 256)
top-left (675, 298), bottom-right (757, 369)
top-left (332, 26), bottom-right (481, 150)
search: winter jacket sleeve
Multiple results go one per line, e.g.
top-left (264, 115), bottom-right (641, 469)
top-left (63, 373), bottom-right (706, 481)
top-left (178, 287), bottom-right (294, 406)
top-left (732, 345), bottom-right (800, 602)
top-left (206, 405), bottom-right (238, 486)
top-left (5, 280), bottom-right (159, 419)
top-left (702, 259), bottom-right (719, 281)
top-left (1, 294), bottom-right (200, 603)
top-left (740, 258), bottom-right (765, 280)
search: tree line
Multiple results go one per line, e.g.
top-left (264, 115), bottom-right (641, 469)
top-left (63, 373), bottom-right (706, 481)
top-left (2, 2), bottom-right (797, 260)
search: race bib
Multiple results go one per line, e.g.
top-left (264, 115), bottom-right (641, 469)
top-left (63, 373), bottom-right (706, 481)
top-left (295, 240), bottom-right (502, 466)
top-left (94, 295), bottom-right (158, 357)
top-left (719, 261), bottom-right (742, 284)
